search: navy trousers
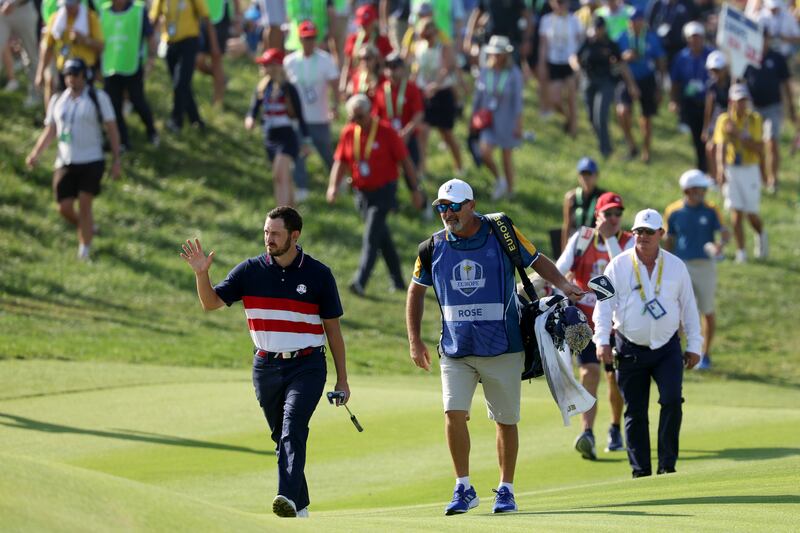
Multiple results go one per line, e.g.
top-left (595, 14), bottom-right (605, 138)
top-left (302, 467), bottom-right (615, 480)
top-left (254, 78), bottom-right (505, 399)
top-left (252, 351), bottom-right (326, 510)
top-left (615, 333), bottom-right (684, 477)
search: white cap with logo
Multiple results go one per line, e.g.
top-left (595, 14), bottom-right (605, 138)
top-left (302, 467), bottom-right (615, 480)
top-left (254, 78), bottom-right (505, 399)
top-left (632, 208), bottom-right (663, 231)
top-left (679, 169), bottom-right (711, 190)
top-left (434, 179), bottom-right (474, 205)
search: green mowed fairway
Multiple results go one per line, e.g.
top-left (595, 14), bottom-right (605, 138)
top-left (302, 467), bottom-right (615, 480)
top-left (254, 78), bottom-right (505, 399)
top-left (1, 360), bottom-right (798, 532)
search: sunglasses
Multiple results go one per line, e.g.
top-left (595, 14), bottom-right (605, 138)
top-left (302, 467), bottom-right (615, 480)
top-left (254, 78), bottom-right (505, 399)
top-left (434, 202), bottom-right (466, 213)
top-left (603, 209), bottom-right (624, 217)
top-left (633, 228), bottom-right (657, 236)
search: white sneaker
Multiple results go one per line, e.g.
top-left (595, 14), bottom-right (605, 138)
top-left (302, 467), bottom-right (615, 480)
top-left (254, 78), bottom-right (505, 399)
top-left (4, 79), bottom-right (20, 92)
top-left (735, 249), bottom-right (747, 264)
top-left (296, 507), bottom-right (309, 518)
top-left (754, 231), bottom-right (768, 259)
top-left (272, 495), bottom-right (298, 517)
top-left (492, 177), bottom-right (508, 201)
top-left (295, 187), bottom-right (310, 203)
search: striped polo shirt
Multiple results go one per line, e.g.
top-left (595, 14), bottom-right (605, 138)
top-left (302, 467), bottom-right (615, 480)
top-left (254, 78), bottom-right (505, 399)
top-left (214, 248), bottom-right (343, 352)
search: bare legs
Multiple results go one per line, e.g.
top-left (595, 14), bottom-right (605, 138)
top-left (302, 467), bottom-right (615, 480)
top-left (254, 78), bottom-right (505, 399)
top-left (445, 410), bottom-right (518, 484)
top-left (272, 153), bottom-right (295, 206)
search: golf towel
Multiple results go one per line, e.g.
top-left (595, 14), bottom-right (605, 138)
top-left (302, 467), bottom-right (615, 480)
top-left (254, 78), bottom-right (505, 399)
top-left (51, 4), bottom-right (90, 40)
top-left (534, 302), bottom-right (596, 426)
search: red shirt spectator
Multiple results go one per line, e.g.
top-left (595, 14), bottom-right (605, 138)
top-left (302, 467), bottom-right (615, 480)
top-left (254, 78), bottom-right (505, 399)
top-left (373, 77), bottom-right (424, 132)
top-left (350, 71), bottom-right (386, 102)
top-left (334, 118), bottom-right (408, 191)
top-left (344, 32), bottom-right (394, 59)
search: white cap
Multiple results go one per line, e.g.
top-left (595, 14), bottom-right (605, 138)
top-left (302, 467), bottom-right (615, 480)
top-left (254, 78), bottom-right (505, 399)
top-left (705, 50), bottom-right (727, 70)
top-left (729, 83), bottom-right (750, 101)
top-left (764, 0), bottom-right (784, 10)
top-left (434, 179), bottom-right (474, 205)
top-left (679, 169), bottom-right (711, 190)
top-left (683, 21), bottom-right (705, 38)
top-left (484, 35), bottom-right (514, 55)
top-left (632, 208), bottom-right (663, 231)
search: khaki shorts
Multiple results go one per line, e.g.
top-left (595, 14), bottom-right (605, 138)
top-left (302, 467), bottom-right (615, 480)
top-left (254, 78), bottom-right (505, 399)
top-left (723, 164), bottom-right (761, 214)
top-left (686, 259), bottom-right (716, 315)
top-left (440, 351), bottom-right (524, 425)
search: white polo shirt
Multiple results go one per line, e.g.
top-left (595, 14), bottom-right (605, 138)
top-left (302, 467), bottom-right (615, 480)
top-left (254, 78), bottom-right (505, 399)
top-left (593, 247), bottom-right (703, 354)
top-left (45, 87), bottom-right (115, 168)
top-left (284, 48), bottom-right (339, 125)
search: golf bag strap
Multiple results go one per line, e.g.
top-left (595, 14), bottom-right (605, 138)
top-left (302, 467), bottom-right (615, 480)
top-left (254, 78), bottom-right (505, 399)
top-left (417, 236), bottom-right (435, 277)
top-left (485, 212), bottom-right (539, 302)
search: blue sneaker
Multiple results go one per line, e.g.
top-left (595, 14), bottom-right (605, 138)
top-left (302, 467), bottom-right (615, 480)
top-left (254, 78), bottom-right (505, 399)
top-left (574, 430), bottom-right (597, 460)
top-left (605, 425), bottom-right (625, 452)
top-left (696, 354), bottom-right (712, 370)
top-left (445, 484), bottom-right (479, 515)
top-left (492, 487), bottom-right (517, 513)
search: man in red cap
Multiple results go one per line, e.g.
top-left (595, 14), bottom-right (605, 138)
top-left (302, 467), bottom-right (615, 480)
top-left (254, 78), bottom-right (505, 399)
top-left (339, 4), bottom-right (393, 98)
top-left (555, 191), bottom-right (633, 460)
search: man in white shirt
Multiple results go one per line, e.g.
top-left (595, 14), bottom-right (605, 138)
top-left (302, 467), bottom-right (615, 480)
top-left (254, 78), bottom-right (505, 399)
top-left (25, 58), bottom-right (121, 261)
top-left (593, 208), bottom-right (702, 478)
top-left (284, 21), bottom-right (340, 202)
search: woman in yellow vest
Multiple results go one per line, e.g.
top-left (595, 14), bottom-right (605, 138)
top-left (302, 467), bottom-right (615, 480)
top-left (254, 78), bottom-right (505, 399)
top-left (100, 0), bottom-right (158, 149)
top-left (195, 0), bottom-right (238, 106)
top-left (149, 0), bottom-right (217, 131)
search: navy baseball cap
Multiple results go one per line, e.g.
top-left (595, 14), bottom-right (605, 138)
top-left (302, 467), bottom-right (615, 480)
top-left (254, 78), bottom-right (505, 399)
top-left (577, 157), bottom-right (598, 174)
top-left (62, 58), bottom-right (87, 75)
top-left (631, 7), bottom-right (646, 20)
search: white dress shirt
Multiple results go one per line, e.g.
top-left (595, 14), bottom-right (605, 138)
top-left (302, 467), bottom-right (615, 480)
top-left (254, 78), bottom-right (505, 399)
top-left (593, 247), bottom-right (703, 354)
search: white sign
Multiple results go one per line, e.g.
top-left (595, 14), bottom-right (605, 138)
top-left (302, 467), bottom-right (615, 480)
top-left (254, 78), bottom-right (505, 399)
top-left (716, 4), bottom-right (764, 78)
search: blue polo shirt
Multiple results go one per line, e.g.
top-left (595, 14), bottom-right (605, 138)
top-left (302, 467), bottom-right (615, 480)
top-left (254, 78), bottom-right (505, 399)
top-left (665, 200), bottom-right (722, 261)
top-left (743, 50), bottom-right (790, 108)
top-left (670, 46), bottom-right (713, 103)
top-left (617, 30), bottom-right (665, 80)
top-left (412, 215), bottom-right (539, 354)
top-left (214, 247), bottom-right (343, 352)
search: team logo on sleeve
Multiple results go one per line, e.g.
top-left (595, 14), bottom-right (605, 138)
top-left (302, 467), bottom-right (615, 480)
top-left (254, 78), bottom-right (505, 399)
top-left (296, 284), bottom-right (307, 295)
top-left (450, 259), bottom-right (486, 297)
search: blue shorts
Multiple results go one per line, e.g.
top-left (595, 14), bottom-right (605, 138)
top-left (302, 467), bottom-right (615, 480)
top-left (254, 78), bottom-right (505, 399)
top-left (264, 125), bottom-right (299, 162)
top-left (577, 336), bottom-right (615, 372)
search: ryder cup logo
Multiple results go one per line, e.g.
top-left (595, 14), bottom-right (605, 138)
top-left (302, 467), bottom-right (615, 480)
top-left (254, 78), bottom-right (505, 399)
top-left (296, 284), bottom-right (307, 295)
top-left (450, 259), bottom-right (486, 297)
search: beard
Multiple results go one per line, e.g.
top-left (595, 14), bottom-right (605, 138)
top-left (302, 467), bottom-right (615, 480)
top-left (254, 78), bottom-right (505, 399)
top-left (267, 239), bottom-right (292, 257)
top-left (444, 218), bottom-right (463, 233)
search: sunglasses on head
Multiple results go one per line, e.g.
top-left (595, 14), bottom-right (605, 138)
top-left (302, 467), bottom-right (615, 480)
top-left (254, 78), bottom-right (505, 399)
top-left (434, 202), bottom-right (466, 213)
top-left (633, 227), bottom-right (657, 236)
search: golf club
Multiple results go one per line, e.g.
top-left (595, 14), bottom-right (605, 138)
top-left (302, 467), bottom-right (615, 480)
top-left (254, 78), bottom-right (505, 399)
top-left (327, 391), bottom-right (364, 432)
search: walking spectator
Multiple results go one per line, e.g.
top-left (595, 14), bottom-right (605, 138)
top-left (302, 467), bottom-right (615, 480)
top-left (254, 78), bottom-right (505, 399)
top-left (742, 36), bottom-right (798, 194)
top-left (347, 43), bottom-right (384, 101)
top-left (0, 0), bottom-right (40, 106)
top-left (664, 169), bottom-right (730, 370)
top-left (471, 35), bottom-right (523, 200)
top-left (647, 0), bottom-right (699, 68)
top-left (712, 84), bottom-right (767, 264)
top-left (575, 0), bottom-right (602, 32)
top-left (150, 0), bottom-right (218, 132)
top-left (561, 157), bottom-right (606, 252)
top-left (258, 0), bottom-right (285, 49)
top-left (465, 0), bottom-right (532, 65)
top-left (669, 21), bottom-right (712, 172)
top-left (284, 21), bottom-right (340, 202)
top-left (284, 0), bottom-right (336, 54)
top-left (411, 18), bottom-right (463, 179)
top-left (339, 4), bottom-right (393, 96)
top-left (556, 191), bottom-right (633, 460)
top-left (36, 0), bottom-right (104, 98)
top-left (329, 0), bottom-right (350, 61)
top-left (326, 94), bottom-right (424, 296)
top-left (99, 0), bottom-right (158, 150)
top-left (538, 0), bottom-right (582, 137)
top-left (702, 50), bottom-right (730, 182)
top-left (595, 0), bottom-right (633, 41)
top-left (245, 48), bottom-right (310, 207)
top-left (594, 208), bottom-right (703, 478)
top-left (756, 0), bottom-right (800, 60)
top-left (25, 58), bottom-right (121, 261)
top-left (617, 8), bottom-right (667, 163)
top-left (571, 16), bottom-right (639, 159)
top-left (196, 0), bottom-right (238, 106)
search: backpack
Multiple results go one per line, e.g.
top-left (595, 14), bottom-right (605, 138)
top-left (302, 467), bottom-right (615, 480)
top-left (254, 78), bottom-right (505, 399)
top-left (417, 213), bottom-right (544, 380)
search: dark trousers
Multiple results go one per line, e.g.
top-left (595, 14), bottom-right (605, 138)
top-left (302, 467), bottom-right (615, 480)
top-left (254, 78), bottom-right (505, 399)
top-left (585, 78), bottom-right (616, 157)
top-left (354, 181), bottom-right (403, 289)
top-left (165, 37), bottom-right (201, 127)
top-left (615, 333), bottom-right (684, 476)
top-left (104, 68), bottom-right (157, 147)
top-left (682, 98), bottom-right (707, 172)
top-left (252, 351), bottom-right (327, 511)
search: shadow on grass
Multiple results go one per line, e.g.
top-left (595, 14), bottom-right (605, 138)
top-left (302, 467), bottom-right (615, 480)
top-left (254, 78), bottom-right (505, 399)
top-left (510, 509), bottom-right (690, 517)
top-left (0, 413), bottom-right (271, 456)
top-left (711, 371), bottom-right (800, 390)
top-left (681, 447), bottom-right (800, 461)
top-left (591, 494), bottom-right (800, 507)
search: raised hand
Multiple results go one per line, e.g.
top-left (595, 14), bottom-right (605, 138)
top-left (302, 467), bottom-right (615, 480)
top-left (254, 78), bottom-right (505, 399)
top-left (180, 238), bottom-right (215, 274)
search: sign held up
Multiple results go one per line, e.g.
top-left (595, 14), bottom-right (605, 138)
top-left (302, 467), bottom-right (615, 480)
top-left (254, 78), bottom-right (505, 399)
top-left (716, 4), bottom-right (764, 78)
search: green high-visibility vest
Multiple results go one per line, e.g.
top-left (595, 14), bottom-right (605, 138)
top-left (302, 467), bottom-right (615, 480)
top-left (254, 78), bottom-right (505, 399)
top-left (596, 5), bottom-right (634, 42)
top-left (100, 1), bottom-right (144, 76)
top-left (206, 0), bottom-right (228, 24)
top-left (285, 0), bottom-right (328, 51)
top-left (411, 0), bottom-right (452, 39)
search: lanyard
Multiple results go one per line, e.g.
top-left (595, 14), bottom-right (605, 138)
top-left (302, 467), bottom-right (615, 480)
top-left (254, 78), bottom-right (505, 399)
top-left (628, 30), bottom-right (647, 57)
top-left (384, 78), bottom-right (406, 119)
top-left (60, 92), bottom-right (82, 133)
top-left (353, 30), bottom-right (375, 57)
top-left (593, 230), bottom-right (621, 250)
top-left (166, 0), bottom-right (186, 29)
top-left (297, 52), bottom-right (317, 87)
top-left (357, 70), bottom-right (370, 93)
top-left (354, 118), bottom-right (379, 162)
top-left (631, 252), bottom-right (664, 302)
top-left (486, 69), bottom-right (509, 96)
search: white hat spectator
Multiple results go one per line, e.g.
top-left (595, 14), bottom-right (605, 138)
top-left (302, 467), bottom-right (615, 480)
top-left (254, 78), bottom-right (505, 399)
top-left (679, 169), bottom-right (711, 190)
top-left (632, 209), bottom-right (663, 231)
top-left (729, 83), bottom-right (750, 101)
top-left (705, 50), bottom-right (727, 70)
top-left (484, 35), bottom-right (514, 55)
top-left (434, 179), bottom-right (474, 205)
top-left (683, 21), bottom-right (705, 39)
top-left (763, 0), bottom-right (784, 10)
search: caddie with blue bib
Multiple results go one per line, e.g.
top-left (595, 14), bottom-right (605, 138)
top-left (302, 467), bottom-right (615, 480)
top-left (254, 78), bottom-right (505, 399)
top-left (405, 179), bottom-right (584, 517)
